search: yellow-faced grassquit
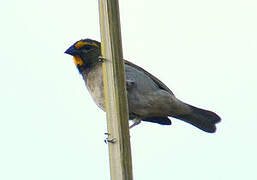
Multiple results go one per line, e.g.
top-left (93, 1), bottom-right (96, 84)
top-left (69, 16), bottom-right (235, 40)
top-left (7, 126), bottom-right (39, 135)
top-left (65, 39), bottom-right (221, 133)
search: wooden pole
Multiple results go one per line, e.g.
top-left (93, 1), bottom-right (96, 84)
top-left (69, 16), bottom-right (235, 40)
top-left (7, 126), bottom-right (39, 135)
top-left (98, 0), bottom-right (133, 180)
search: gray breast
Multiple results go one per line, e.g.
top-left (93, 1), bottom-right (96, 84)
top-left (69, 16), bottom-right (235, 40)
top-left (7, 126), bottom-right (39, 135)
top-left (83, 63), bottom-right (106, 110)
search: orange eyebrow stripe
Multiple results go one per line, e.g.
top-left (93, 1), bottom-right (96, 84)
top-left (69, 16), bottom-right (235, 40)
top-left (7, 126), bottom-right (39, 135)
top-left (74, 41), bottom-right (99, 49)
top-left (75, 41), bottom-right (86, 49)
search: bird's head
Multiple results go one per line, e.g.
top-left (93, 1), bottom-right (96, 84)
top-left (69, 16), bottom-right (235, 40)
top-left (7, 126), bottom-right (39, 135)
top-left (65, 39), bottom-right (101, 73)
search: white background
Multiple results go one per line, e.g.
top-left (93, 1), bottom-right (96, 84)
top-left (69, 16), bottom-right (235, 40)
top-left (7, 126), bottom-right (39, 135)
top-left (0, 0), bottom-right (256, 179)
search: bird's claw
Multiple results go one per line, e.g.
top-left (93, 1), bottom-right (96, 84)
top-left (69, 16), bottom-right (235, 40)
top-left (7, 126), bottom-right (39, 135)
top-left (129, 118), bottom-right (141, 129)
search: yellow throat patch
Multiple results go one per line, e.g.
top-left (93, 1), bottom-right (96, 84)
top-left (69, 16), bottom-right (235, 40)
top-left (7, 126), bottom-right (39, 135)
top-left (73, 56), bottom-right (84, 66)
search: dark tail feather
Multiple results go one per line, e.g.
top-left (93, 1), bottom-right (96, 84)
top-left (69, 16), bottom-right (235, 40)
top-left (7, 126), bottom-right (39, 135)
top-left (173, 105), bottom-right (221, 133)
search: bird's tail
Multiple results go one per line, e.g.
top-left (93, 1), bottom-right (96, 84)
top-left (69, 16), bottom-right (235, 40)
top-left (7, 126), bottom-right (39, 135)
top-left (173, 104), bottom-right (221, 133)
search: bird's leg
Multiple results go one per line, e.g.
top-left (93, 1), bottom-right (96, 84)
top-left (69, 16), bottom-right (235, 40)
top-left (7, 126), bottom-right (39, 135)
top-left (129, 118), bottom-right (141, 129)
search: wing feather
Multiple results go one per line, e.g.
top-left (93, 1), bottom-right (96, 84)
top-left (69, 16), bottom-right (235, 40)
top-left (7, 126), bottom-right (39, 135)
top-left (124, 60), bottom-right (174, 95)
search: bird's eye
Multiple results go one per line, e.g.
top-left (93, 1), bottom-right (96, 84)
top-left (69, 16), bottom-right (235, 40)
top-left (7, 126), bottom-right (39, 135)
top-left (84, 45), bottom-right (91, 50)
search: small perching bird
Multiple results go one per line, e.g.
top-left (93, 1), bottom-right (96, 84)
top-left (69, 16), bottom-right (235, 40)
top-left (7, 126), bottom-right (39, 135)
top-left (65, 39), bottom-right (221, 133)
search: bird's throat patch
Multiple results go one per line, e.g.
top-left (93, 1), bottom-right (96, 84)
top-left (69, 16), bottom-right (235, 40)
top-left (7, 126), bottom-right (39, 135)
top-left (73, 56), bottom-right (84, 66)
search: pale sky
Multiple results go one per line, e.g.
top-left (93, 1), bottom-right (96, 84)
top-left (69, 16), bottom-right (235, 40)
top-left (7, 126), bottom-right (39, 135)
top-left (0, 0), bottom-right (256, 180)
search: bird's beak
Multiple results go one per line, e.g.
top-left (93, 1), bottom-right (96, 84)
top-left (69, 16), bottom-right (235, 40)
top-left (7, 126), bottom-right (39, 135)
top-left (65, 46), bottom-right (78, 56)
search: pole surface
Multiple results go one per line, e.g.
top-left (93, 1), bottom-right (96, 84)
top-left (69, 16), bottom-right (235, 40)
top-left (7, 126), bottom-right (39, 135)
top-left (98, 0), bottom-right (133, 180)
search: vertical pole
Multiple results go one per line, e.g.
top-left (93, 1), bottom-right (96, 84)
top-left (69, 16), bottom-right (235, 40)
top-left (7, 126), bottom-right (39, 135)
top-left (98, 0), bottom-right (133, 180)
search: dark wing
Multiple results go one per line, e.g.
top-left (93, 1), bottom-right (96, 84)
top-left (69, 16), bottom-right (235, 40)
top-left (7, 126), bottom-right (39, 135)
top-left (124, 60), bottom-right (174, 95)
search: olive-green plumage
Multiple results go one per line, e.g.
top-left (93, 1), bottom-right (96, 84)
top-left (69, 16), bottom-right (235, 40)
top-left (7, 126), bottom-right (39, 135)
top-left (65, 39), bottom-right (221, 133)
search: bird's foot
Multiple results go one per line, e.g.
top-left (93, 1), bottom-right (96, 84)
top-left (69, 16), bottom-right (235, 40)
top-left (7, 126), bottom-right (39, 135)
top-left (129, 118), bottom-right (141, 129)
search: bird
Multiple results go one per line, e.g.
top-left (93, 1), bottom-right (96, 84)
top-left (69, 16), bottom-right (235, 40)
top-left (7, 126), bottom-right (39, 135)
top-left (65, 39), bottom-right (221, 133)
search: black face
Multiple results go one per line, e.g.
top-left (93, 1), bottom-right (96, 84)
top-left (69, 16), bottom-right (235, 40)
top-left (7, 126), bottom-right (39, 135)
top-left (65, 39), bottom-right (101, 56)
top-left (83, 45), bottom-right (92, 51)
top-left (65, 39), bottom-right (102, 71)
